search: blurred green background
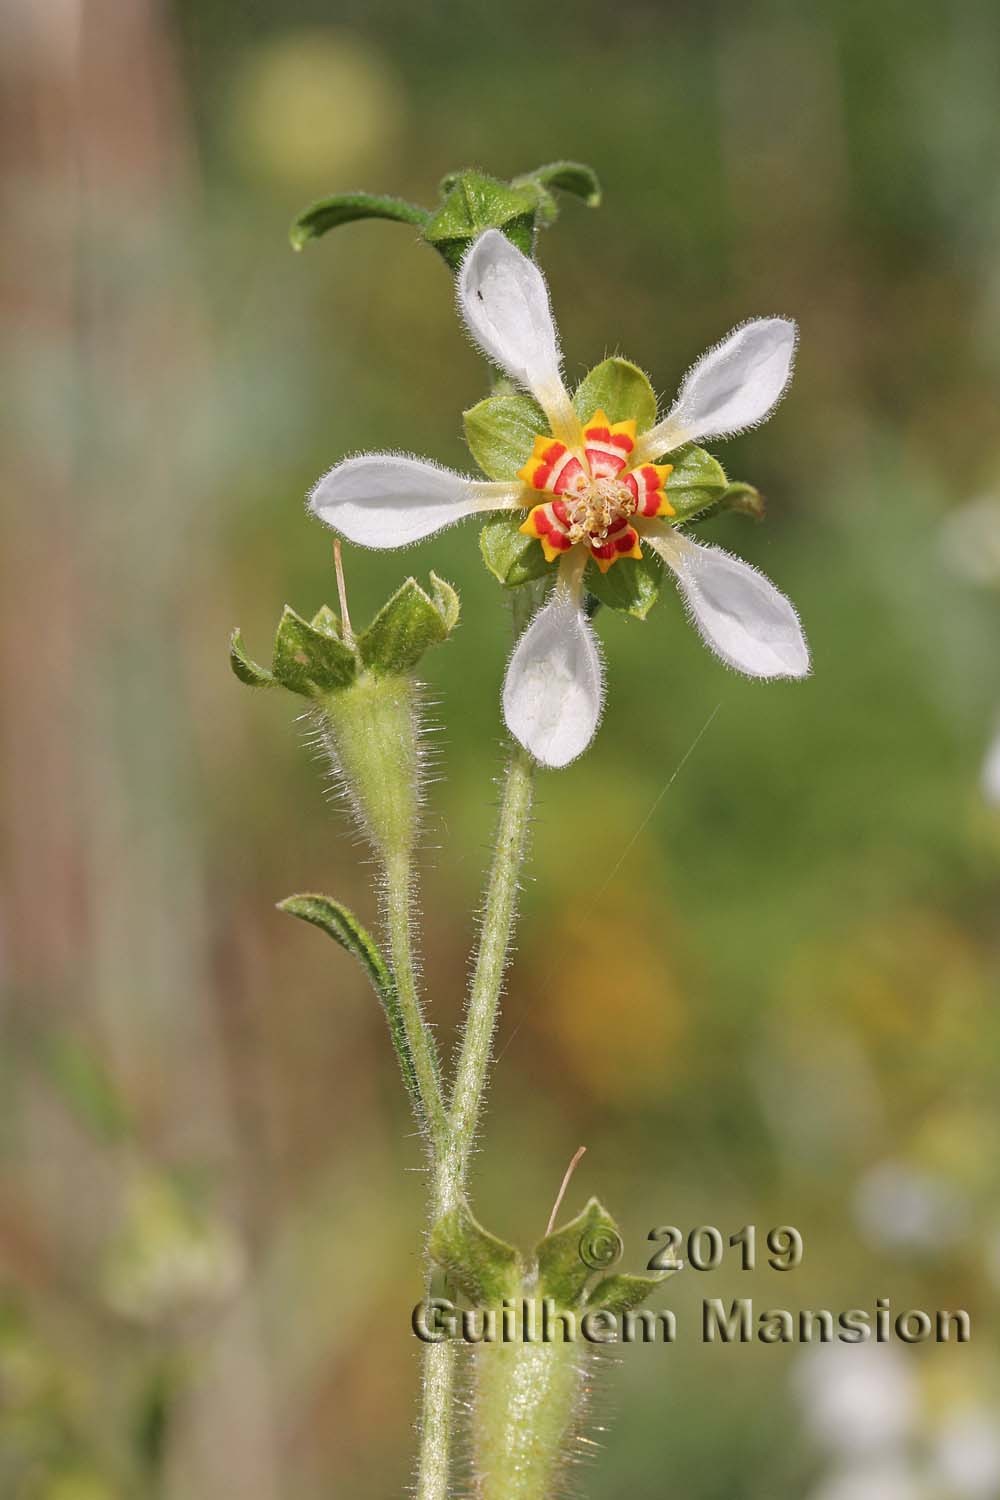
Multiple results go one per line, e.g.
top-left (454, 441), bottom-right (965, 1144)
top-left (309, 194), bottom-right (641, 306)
top-left (3, 0), bottom-right (1000, 1496)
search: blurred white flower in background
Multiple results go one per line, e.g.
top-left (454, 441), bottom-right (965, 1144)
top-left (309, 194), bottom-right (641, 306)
top-left (795, 1343), bottom-right (918, 1456)
top-left (809, 1460), bottom-right (928, 1500)
top-left (941, 495), bottom-right (1000, 587)
top-left (932, 1407), bottom-right (1000, 1500)
top-left (940, 493), bottom-right (1000, 806)
top-left (101, 1166), bottom-right (245, 1327)
top-left (853, 1159), bottom-right (969, 1256)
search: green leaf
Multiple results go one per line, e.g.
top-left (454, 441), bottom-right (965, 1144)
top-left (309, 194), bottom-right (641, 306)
top-left (272, 607), bottom-right (357, 696)
top-left (358, 576), bottom-right (458, 675)
top-left (664, 443), bottom-right (729, 522)
top-left (585, 551), bottom-right (663, 619)
top-left (480, 515), bottom-right (551, 588)
top-left (588, 1271), bottom-right (674, 1316)
top-left (463, 393), bottom-right (547, 480)
top-left (536, 1197), bottom-right (623, 1309)
top-left (290, 193), bottom-right (429, 251)
top-left (519, 160), bottom-right (602, 208)
top-left (424, 171), bottom-right (538, 269)
top-left (573, 357), bottom-right (658, 431)
top-left (277, 894), bottom-right (418, 1104)
top-left (310, 604), bottom-right (343, 638)
top-left (229, 628), bottom-right (275, 688)
top-left (430, 1201), bottom-right (523, 1304)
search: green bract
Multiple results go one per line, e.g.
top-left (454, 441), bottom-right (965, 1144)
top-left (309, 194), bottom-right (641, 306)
top-left (430, 1202), bottom-right (523, 1305)
top-left (229, 574), bottom-right (459, 697)
top-left (360, 574), bottom-right (459, 675)
top-left (429, 1194), bottom-right (674, 1318)
top-left (291, 163), bottom-right (601, 270)
top-left (464, 393), bottom-right (547, 481)
top-left (572, 356), bottom-right (658, 431)
top-left (479, 516), bottom-right (550, 588)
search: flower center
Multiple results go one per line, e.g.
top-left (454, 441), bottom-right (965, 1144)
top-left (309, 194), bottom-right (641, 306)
top-left (563, 472), bottom-right (637, 544)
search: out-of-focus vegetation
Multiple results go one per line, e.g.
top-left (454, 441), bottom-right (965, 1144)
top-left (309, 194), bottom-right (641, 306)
top-left (2, 1), bottom-right (999, 1496)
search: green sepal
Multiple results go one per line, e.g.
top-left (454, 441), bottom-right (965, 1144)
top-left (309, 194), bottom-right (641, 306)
top-left (425, 171), bottom-right (538, 270)
top-left (515, 161), bottom-right (601, 210)
top-left (357, 576), bottom-right (460, 675)
top-left (715, 481), bottom-right (765, 521)
top-left (229, 628), bottom-right (276, 688)
top-left (310, 604), bottom-right (343, 637)
top-left (664, 443), bottom-right (729, 522)
top-left (585, 551), bottom-right (664, 619)
top-left (290, 192), bottom-right (429, 251)
top-left (536, 1197), bottom-right (622, 1309)
top-left (480, 515), bottom-right (551, 589)
top-left (429, 571), bottom-right (460, 632)
top-left (463, 393), bottom-right (547, 480)
top-left (272, 606), bottom-right (358, 696)
top-left (573, 357), bottom-right (658, 432)
top-left (587, 1270), bottom-right (673, 1315)
top-left (277, 894), bottom-right (419, 1104)
top-left (430, 1200), bottom-right (523, 1305)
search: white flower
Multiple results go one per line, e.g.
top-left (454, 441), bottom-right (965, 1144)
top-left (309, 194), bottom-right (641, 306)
top-left (932, 1407), bottom-right (1000, 1499)
top-left (310, 229), bottom-right (809, 767)
top-left (794, 1344), bottom-right (918, 1457)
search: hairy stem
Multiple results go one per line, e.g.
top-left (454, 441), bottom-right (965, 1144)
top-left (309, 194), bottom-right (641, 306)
top-left (444, 742), bottom-right (535, 1204)
top-left (414, 736), bottom-right (536, 1500)
top-left (384, 849), bottom-right (447, 1149)
top-left (415, 1338), bottom-right (456, 1500)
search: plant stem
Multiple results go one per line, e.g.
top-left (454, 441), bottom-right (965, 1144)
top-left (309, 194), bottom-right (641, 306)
top-left (443, 741), bottom-right (535, 1207)
top-left (415, 1339), bottom-right (456, 1500)
top-left (414, 736), bottom-right (536, 1500)
top-left (384, 848), bottom-right (447, 1150)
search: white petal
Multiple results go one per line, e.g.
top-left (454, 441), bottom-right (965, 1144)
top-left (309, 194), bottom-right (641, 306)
top-left (309, 454), bottom-right (517, 548)
top-left (502, 590), bottom-right (604, 768)
top-left (458, 230), bottom-right (566, 411)
top-left (654, 532), bottom-right (810, 678)
top-left (643, 318), bottom-right (797, 453)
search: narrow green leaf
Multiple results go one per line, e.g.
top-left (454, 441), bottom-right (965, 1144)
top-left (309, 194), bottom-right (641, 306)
top-left (463, 393), bottom-right (547, 480)
top-left (229, 628), bottom-right (275, 688)
top-left (536, 1197), bottom-right (623, 1308)
top-left (588, 1270), bottom-right (674, 1316)
top-left (430, 1201), bottom-right (523, 1304)
top-left (573, 357), bottom-right (658, 431)
top-left (358, 577), bottom-right (455, 675)
top-left (479, 515), bottom-right (551, 588)
top-left (273, 606), bottom-right (357, 696)
top-left (277, 894), bottom-right (418, 1103)
top-left (290, 193), bottom-right (429, 251)
top-left (664, 443), bottom-right (729, 522)
top-left (585, 551), bottom-right (663, 619)
top-left (521, 161), bottom-right (602, 208)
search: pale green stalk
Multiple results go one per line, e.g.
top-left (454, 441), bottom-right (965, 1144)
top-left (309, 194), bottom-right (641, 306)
top-left (384, 848), bottom-right (448, 1148)
top-left (411, 728), bottom-right (535, 1500)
